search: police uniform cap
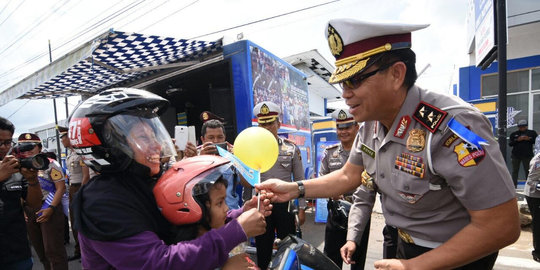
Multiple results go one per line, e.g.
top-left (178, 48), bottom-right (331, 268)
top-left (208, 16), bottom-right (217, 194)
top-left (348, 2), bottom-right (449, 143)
top-left (518, 119), bottom-right (528, 127)
top-left (325, 18), bottom-right (428, 83)
top-left (253, 101), bottom-right (280, 124)
top-left (200, 111), bottom-right (225, 123)
top-left (57, 126), bottom-right (68, 138)
top-left (330, 109), bottom-right (355, 128)
top-left (18, 133), bottom-right (41, 144)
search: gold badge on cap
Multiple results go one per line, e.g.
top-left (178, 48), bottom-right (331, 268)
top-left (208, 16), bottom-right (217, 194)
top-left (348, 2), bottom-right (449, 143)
top-left (337, 110), bottom-right (347, 120)
top-left (327, 24), bottom-right (344, 58)
top-left (202, 112), bottom-right (209, 121)
top-left (25, 134), bottom-right (31, 140)
top-left (406, 129), bottom-right (425, 152)
top-left (260, 104), bottom-right (269, 115)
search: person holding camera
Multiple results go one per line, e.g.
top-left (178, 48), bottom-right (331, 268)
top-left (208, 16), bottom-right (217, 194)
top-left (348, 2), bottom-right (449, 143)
top-left (18, 132), bottom-right (68, 270)
top-left (525, 153), bottom-right (540, 263)
top-left (0, 117), bottom-right (44, 270)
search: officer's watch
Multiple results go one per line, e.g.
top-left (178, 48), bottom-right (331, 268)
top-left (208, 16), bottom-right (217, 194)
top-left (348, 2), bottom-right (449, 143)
top-left (297, 181), bottom-right (305, 198)
top-left (48, 205), bottom-right (57, 212)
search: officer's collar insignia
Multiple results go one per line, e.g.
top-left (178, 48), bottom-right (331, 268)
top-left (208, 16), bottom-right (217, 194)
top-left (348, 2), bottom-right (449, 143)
top-left (327, 24), bottom-right (344, 58)
top-left (337, 110), bottom-right (347, 120)
top-left (260, 104), bottom-right (270, 115)
top-left (412, 101), bottom-right (447, 133)
top-left (360, 143), bottom-right (375, 159)
top-left (406, 129), bottom-right (425, 152)
top-left (393, 115), bottom-right (411, 139)
top-left (453, 141), bottom-right (485, 167)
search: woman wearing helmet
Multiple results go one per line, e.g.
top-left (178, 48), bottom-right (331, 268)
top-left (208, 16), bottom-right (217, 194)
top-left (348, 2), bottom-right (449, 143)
top-left (154, 155), bottom-right (259, 269)
top-left (70, 88), bottom-right (270, 270)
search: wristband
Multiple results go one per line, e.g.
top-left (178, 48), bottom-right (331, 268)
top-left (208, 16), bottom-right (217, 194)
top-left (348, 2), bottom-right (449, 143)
top-left (297, 181), bottom-right (305, 198)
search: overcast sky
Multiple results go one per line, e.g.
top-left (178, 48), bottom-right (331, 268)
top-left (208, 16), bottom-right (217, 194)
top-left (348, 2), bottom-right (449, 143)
top-left (0, 0), bottom-right (470, 136)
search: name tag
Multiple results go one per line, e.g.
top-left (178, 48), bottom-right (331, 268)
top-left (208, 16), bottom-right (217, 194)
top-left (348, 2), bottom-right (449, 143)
top-left (360, 144), bottom-right (375, 159)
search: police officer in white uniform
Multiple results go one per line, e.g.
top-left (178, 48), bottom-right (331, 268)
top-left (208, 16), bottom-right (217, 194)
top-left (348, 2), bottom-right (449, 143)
top-left (319, 109), bottom-right (368, 269)
top-left (256, 19), bottom-right (519, 270)
top-left (251, 101), bottom-right (306, 270)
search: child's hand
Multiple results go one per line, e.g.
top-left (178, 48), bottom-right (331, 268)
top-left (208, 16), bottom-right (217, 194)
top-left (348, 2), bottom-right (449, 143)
top-left (222, 254), bottom-right (258, 270)
top-left (237, 208), bottom-right (266, 237)
top-left (243, 192), bottom-right (273, 217)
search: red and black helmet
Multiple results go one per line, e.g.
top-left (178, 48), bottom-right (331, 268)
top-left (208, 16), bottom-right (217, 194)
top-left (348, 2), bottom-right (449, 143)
top-left (67, 88), bottom-right (176, 173)
top-left (153, 155), bottom-right (232, 225)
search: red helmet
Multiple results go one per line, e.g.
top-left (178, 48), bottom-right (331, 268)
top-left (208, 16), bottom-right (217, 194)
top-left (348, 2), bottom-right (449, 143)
top-left (153, 155), bottom-right (232, 225)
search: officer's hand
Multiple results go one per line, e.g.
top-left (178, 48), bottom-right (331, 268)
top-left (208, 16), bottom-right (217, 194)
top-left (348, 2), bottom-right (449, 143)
top-left (340, 240), bottom-right (357, 265)
top-left (199, 142), bottom-right (218, 155)
top-left (0, 155), bottom-right (20, 182)
top-left (374, 258), bottom-right (407, 270)
top-left (184, 142), bottom-right (198, 158)
top-left (36, 208), bottom-right (54, 223)
top-left (255, 179), bottom-right (297, 203)
top-left (243, 192), bottom-right (273, 217)
top-left (236, 208), bottom-right (266, 237)
top-left (222, 254), bottom-right (257, 270)
top-left (298, 208), bottom-right (306, 225)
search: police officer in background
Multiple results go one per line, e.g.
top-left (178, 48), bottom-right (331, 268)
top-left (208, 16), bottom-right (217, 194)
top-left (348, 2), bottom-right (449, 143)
top-left (256, 19), bottom-right (519, 270)
top-left (251, 101), bottom-right (306, 270)
top-left (319, 109), bottom-right (367, 269)
top-left (59, 126), bottom-right (90, 261)
top-left (509, 120), bottom-right (538, 187)
top-left (525, 153), bottom-right (540, 263)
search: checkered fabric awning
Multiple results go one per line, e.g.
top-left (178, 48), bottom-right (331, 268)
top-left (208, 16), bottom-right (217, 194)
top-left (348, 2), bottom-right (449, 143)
top-left (0, 29), bottom-right (222, 106)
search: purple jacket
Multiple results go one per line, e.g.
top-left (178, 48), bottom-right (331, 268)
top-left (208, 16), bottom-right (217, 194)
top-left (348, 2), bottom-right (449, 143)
top-left (79, 209), bottom-right (245, 270)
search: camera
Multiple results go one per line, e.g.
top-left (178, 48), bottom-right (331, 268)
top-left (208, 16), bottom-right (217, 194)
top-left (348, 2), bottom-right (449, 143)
top-left (11, 143), bottom-right (50, 170)
top-left (214, 142), bottom-right (227, 150)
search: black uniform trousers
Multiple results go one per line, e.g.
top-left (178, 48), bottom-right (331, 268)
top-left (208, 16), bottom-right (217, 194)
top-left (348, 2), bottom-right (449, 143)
top-left (396, 237), bottom-right (498, 269)
top-left (526, 196), bottom-right (540, 259)
top-left (256, 202), bottom-right (295, 270)
top-left (323, 217), bottom-right (370, 269)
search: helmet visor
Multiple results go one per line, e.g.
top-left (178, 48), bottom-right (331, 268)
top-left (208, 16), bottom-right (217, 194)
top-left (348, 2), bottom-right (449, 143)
top-left (104, 114), bottom-right (176, 175)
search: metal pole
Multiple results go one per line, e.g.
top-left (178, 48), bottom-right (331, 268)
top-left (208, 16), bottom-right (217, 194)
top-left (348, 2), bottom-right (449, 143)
top-left (49, 40), bottom-right (62, 164)
top-left (497, 0), bottom-right (507, 160)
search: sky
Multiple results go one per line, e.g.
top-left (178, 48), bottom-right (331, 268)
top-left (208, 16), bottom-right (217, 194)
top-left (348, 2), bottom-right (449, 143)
top-left (0, 0), bottom-right (470, 136)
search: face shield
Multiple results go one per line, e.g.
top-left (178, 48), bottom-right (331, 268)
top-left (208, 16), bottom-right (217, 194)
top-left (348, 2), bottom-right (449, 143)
top-left (103, 114), bottom-right (176, 175)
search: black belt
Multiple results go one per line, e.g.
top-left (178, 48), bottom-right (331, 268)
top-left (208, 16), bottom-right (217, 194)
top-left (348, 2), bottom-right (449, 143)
top-left (70, 183), bottom-right (82, 187)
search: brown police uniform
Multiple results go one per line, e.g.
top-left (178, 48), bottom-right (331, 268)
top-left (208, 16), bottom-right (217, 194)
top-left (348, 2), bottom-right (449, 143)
top-left (251, 101), bottom-right (306, 270)
top-left (347, 86), bottom-right (515, 266)
top-left (66, 147), bottom-right (85, 257)
top-left (20, 133), bottom-right (68, 270)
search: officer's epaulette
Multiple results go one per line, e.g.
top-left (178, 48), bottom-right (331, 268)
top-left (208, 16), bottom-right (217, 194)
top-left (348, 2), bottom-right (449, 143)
top-left (412, 101), bottom-right (448, 133)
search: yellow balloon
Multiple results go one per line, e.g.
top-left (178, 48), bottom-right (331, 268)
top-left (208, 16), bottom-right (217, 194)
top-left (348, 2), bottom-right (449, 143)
top-left (234, 127), bottom-right (278, 173)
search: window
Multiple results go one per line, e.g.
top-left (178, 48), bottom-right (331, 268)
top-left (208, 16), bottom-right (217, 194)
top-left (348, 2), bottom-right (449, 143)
top-left (481, 70), bottom-right (529, 97)
top-left (532, 68), bottom-right (540, 90)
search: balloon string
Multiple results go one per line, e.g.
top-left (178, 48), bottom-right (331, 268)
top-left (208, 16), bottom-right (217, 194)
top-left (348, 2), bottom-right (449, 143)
top-left (257, 169), bottom-right (261, 211)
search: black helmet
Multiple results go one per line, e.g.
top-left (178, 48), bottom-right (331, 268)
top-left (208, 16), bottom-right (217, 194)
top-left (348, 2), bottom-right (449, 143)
top-left (327, 199), bottom-right (352, 230)
top-left (67, 88), bottom-right (176, 174)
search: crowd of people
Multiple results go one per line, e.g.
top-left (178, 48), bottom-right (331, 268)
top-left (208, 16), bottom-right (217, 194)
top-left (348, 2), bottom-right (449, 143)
top-left (2, 16), bottom-right (540, 270)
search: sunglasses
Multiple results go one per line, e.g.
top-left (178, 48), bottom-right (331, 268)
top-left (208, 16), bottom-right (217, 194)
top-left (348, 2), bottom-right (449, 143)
top-left (340, 61), bottom-right (399, 90)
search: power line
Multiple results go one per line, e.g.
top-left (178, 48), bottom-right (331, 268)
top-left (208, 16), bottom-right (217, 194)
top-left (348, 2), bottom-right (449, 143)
top-left (189, 0), bottom-right (339, 40)
top-left (139, 0), bottom-right (199, 32)
top-left (0, 0), bottom-right (26, 27)
top-left (6, 99), bottom-right (30, 119)
top-left (0, 0), bottom-right (14, 19)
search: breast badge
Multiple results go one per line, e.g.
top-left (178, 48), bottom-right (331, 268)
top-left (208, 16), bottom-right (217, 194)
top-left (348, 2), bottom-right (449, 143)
top-left (406, 129), bottom-right (425, 152)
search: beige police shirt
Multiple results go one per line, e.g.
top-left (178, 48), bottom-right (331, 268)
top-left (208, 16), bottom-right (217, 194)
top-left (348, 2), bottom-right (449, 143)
top-left (66, 149), bottom-right (84, 184)
top-left (261, 138), bottom-right (306, 208)
top-left (319, 143), bottom-right (355, 198)
top-left (346, 85), bottom-right (515, 245)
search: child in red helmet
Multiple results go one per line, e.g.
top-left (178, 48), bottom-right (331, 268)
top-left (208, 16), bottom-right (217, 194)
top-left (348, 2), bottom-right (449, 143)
top-left (154, 155), bottom-right (261, 269)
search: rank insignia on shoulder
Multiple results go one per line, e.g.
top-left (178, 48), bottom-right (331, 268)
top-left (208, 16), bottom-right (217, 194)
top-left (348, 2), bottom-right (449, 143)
top-left (393, 115), bottom-right (411, 139)
top-left (50, 168), bottom-right (63, 181)
top-left (361, 170), bottom-right (375, 191)
top-left (406, 129), bottom-right (425, 152)
top-left (453, 141), bottom-right (485, 167)
top-left (413, 101), bottom-right (447, 133)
